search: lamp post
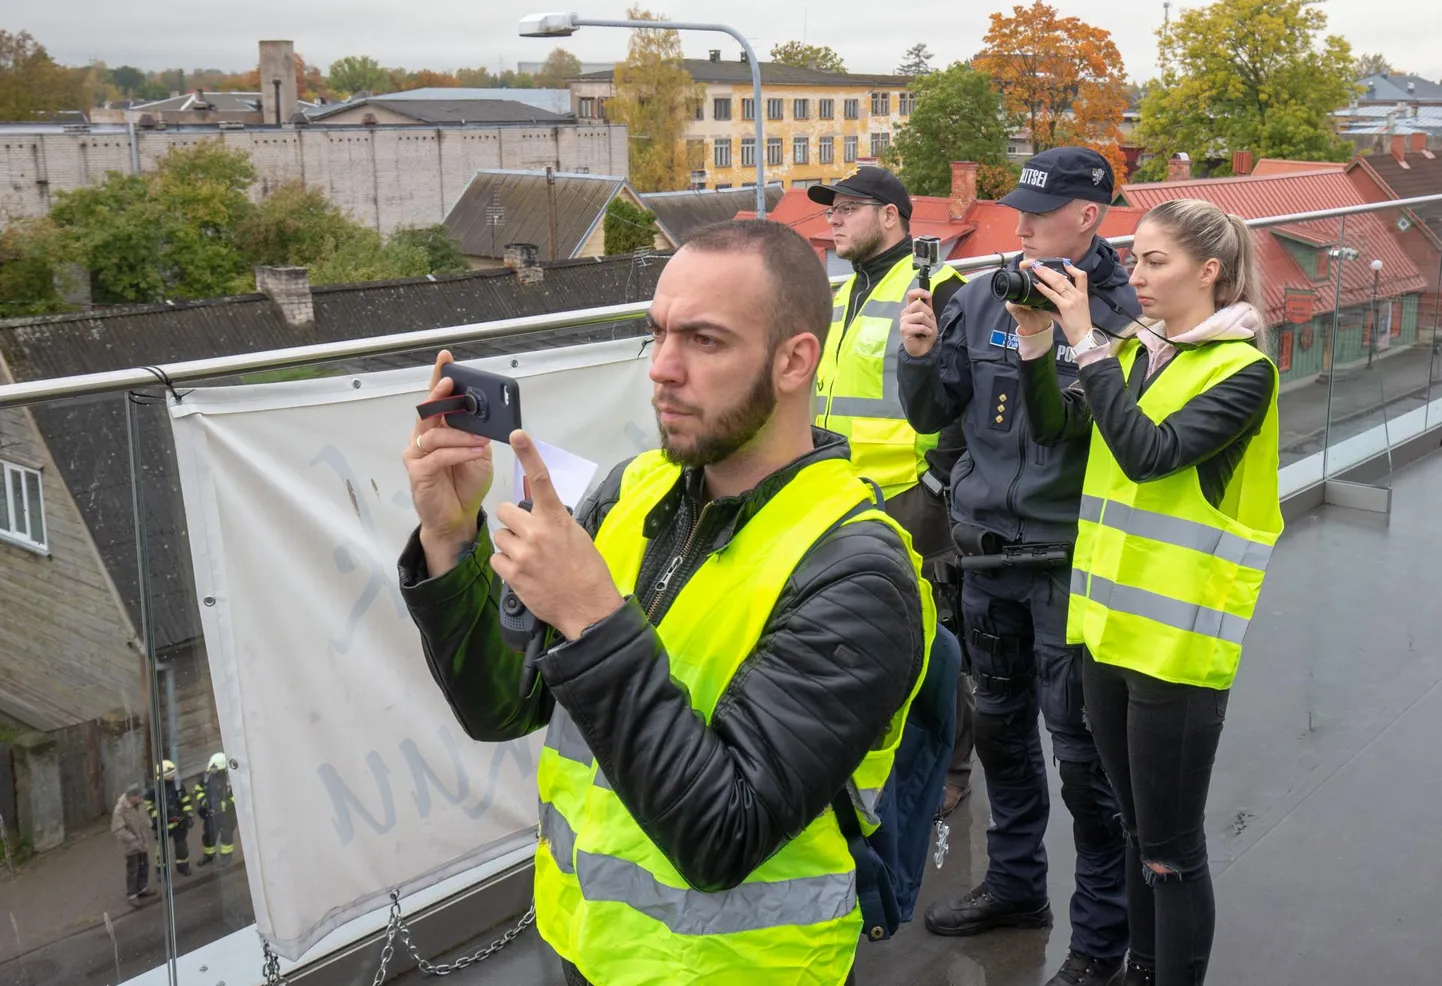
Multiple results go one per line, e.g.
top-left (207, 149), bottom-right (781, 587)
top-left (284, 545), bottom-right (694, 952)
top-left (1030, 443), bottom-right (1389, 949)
top-left (1368, 257), bottom-right (1383, 368)
top-left (520, 11), bottom-right (767, 219)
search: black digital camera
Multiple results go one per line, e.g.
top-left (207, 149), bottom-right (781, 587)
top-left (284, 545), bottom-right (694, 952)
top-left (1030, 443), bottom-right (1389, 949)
top-left (989, 258), bottom-right (1074, 313)
top-left (912, 235), bottom-right (942, 291)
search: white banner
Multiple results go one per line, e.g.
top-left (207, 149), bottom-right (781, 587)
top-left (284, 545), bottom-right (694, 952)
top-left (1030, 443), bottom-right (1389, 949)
top-left (169, 338), bottom-right (659, 959)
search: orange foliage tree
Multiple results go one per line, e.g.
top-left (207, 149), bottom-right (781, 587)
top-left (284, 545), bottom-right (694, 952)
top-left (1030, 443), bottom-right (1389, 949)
top-left (973, 1), bottom-right (1129, 179)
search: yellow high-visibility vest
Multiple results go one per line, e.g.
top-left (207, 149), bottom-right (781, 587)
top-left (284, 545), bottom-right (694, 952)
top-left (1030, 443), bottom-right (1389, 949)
top-left (1069, 338), bottom-right (1283, 689)
top-left (533, 450), bottom-right (934, 985)
top-left (816, 256), bottom-right (963, 498)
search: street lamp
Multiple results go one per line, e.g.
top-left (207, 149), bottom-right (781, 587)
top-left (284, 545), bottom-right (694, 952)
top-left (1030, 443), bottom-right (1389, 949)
top-left (520, 11), bottom-right (767, 218)
top-left (1368, 257), bottom-right (1383, 367)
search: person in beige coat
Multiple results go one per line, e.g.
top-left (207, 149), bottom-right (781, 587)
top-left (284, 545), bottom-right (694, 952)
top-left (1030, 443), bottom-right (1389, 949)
top-left (111, 783), bottom-right (154, 903)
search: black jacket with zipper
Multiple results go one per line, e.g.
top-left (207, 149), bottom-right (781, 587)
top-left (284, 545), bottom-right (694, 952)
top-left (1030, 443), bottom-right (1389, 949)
top-left (397, 429), bottom-right (924, 893)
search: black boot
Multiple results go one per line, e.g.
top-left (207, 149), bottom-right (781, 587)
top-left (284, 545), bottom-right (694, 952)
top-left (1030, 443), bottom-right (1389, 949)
top-left (198, 854), bottom-right (215, 867)
top-left (924, 882), bottom-right (1052, 937)
top-left (1123, 961), bottom-right (1156, 985)
top-left (176, 861), bottom-right (192, 876)
top-left (1044, 950), bottom-right (1124, 986)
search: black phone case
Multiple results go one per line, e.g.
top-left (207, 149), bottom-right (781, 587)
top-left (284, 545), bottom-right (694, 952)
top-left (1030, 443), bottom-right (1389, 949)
top-left (438, 364), bottom-right (523, 442)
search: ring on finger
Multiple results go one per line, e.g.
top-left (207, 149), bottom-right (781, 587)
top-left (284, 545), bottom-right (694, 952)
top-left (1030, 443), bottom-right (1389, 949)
top-left (415, 433), bottom-right (426, 453)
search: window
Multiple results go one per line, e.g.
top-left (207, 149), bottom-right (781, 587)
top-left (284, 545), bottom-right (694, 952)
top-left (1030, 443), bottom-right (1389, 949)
top-left (741, 98), bottom-right (755, 121)
top-left (792, 178), bottom-right (822, 188)
top-left (899, 92), bottom-right (915, 115)
top-left (0, 461), bottom-right (46, 552)
top-left (714, 97), bottom-right (732, 121)
top-left (579, 97), bottom-right (595, 119)
top-left (766, 136), bottom-right (784, 165)
top-left (793, 136), bottom-right (809, 165)
top-left (596, 97), bottom-right (608, 121)
top-left (844, 98), bottom-right (859, 120)
top-left (686, 139), bottom-right (706, 170)
top-left (1007, 143), bottom-right (1020, 156)
top-left (715, 182), bottom-right (732, 190)
top-left (767, 98), bottom-right (784, 121)
top-left (871, 92), bottom-right (891, 116)
top-left (714, 138), bottom-right (732, 168)
top-left (819, 98), bottom-right (834, 120)
top-left (870, 132), bottom-right (891, 157)
top-left (793, 98), bottom-right (810, 119)
top-left (741, 136), bottom-right (756, 167)
top-left (694, 101), bottom-right (705, 121)
top-left (819, 136), bottom-right (835, 164)
top-left (844, 135), bottom-right (858, 163)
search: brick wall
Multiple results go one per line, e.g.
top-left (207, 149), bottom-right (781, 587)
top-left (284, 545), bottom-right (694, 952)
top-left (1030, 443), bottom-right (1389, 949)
top-left (0, 124), bottom-right (630, 235)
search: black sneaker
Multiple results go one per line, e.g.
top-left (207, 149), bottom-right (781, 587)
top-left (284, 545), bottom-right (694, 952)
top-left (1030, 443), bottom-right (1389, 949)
top-left (1044, 950), bottom-right (1124, 986)
top-left (924, 882), bottom-right (1052, 937)
top-left (1123, 961), bottom-right (1156, 985)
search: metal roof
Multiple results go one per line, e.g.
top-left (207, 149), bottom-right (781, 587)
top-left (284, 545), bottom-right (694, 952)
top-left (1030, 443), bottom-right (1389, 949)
top-left (0, 257), bottom-right (667, 655)
top-left (1120, 171), bottom-right (1428, 323)
top-left (311, 98), bottom-right (569, 125)
top-left (1357, 74), bottom-right (1442, 104)
top-left (445, 170), bottom-right (655, 260)
top-left (576, 59), bottom-right (910, 88)
top-left (640, 184), bottom-right (784, 240)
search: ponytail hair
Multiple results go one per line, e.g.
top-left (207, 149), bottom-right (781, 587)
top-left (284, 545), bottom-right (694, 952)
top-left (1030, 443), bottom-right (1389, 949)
top-left (1143, 199), bottom-right (1269, 352)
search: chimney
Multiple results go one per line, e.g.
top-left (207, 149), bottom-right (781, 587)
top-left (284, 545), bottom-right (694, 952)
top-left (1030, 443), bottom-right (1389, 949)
top-left (1410, 131), bottom-right (1427, 153)
top-left (1407, 81), bottom-right (1416, 94)
top-left (258, 40), bottom-right (298, 126)
top-left (739, 51), bottom-right (749, 64)
top-left (255, 266), bottom-right (314, 326)
top-left (1166, 152), bottom-right (1192, 182)
top-left (1231, 150), bottom-right (1254, 175)
top-left (949, 161), bottom-right (978, 221)
top-left (503, 243), bottom-right (544, 285)
top-left (1391, 133), bottom-right (1408, 162)
top-left (709, 49), bottom-right (721, 63)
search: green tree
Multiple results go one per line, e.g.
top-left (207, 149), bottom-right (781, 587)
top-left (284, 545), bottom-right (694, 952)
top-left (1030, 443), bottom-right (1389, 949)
top-left (769, 42), bottom-right (847, 73)
top-left (536, 47), bottom-right (583, 88)
top-left (308, 230), bottom-right (430, 285)
top-left (603, 198), bottom-right (659, 255)
top-left (0, 221), bottom-right (68, 317)
top-left (1136, 0), bottom-right (1358, 178)
top-left (388, 225), bottom-right (470, 274)
top-left (495, 69), bottom-right (536, 89)
top-left (883, 62), bottom-right (1014, 197)
top-left (608, 7), bottom-right (703, 192)
top-left (327, 55), bottom-right (391, 96)
top-left (896, 43), bottom-right (934, 77)
top-left (0, 30), bottom-right (85, 121)
top-left (456, 66), bottom-right (494, 87)
top-left (110, 65), bottom-right (146, 97)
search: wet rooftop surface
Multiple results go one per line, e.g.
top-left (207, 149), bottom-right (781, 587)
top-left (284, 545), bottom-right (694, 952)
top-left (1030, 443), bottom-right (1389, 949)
top-left (414, 449), bottom-right (1442, 985)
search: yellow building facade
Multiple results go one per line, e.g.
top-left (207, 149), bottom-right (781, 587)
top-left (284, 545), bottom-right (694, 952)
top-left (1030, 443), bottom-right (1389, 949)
top-left (570, 56), bottom-right (914, 190)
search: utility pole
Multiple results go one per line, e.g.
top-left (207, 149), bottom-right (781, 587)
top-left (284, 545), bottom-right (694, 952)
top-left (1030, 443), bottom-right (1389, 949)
top-left (546, 166), bottom-right (558, 262)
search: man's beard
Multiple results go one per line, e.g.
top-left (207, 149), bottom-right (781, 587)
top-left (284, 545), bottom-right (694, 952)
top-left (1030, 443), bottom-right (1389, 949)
top-left (837, 220), bottom-right (884, 262)
top-left (657, 363), bottom-right (777, 469)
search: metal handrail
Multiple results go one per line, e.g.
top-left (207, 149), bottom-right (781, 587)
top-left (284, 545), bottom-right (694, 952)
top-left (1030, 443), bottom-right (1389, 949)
top-left (2, 192), bottom-right (1439, 411)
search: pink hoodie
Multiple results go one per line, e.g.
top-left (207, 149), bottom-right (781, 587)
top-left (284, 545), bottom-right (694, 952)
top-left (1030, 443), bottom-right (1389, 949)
top-left (1017, 303), bottom-right (1263, 379)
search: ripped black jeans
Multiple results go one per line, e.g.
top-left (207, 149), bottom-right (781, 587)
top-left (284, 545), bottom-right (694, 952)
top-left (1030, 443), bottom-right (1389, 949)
top-left (1081, 648), bottom-right (1228, 985)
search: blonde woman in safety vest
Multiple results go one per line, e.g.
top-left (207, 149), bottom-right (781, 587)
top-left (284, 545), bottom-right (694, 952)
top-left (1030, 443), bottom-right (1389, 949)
top-left (1012, 198), bottom-right (1282, 986)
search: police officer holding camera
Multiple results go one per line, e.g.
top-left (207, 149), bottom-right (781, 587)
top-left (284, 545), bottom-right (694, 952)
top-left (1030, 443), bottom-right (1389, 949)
top-left (896, 148), bottom-right (1141, 986)
top-left (807, 167), bottom-right (974, 812)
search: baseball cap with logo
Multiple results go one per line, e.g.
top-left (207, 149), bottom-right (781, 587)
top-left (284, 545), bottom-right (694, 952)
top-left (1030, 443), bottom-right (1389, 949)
top-left (999, 147), bottom-right (1115, 214)
top-left (806, 166), bottom-right (913, 221)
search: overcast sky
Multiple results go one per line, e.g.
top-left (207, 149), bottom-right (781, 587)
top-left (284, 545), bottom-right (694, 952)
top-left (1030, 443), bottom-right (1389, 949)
top-left (21, 1), bottom-right (1440, 86)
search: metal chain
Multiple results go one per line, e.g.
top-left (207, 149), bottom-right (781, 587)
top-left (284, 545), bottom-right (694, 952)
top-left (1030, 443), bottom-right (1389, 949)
top-left (260, 890), bottom-right (534, 986)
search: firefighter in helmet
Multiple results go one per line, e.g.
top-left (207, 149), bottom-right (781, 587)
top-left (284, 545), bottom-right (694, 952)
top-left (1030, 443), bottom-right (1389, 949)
top-left (194, 752), bottom-right (237, 865)
top-left (145, 760), bottom-right (193, 876)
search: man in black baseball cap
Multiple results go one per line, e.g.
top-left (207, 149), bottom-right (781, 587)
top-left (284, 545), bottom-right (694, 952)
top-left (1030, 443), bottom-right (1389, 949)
top-left (897, 145), bottom-right (1140, 986)
top-left (807, 164), bottom-right (914, 221)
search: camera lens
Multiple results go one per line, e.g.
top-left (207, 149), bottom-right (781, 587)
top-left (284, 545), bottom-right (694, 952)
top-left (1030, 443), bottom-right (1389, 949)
top-left (989, 268), bottom-right (1055, 312)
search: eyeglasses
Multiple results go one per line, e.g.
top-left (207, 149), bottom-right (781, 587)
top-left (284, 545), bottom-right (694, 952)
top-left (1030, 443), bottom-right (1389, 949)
top-left (824, 200), bottom-right (884, 221)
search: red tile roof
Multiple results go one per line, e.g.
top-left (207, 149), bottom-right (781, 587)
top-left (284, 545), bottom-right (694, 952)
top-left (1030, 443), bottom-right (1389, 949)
top-left (1249, 159), bottom-right (1347, 177)
top-left (1120, 171), bottom-right (1427, 324)
top-left (954, 202), bottom-right (1147, 259)
top-left (738, 187), bottom-right (977, 259)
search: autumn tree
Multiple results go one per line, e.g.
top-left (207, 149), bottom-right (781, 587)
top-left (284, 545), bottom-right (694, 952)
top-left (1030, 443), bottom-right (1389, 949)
top-left (885, 62), bottom-right (1014, 196)
top-left (327, 55), bottom-right (390, 96)
top-left (0, 31), bottom-right (86, 121)
top-left (456, 67), bottom-right (494, 87)
top-left (896, 43), bottom-right (934, 77)
top-left (609, 8), bottom-right (702, 192)
top-left (973, 2), bottom-right (1129, 179)
top-left (1354, 52), bottom-right (1403, 79)
top-left (769, 42), bottom-right (846, 73)
top-left (1136, 0), bottom-right (1357, 179)
top-left (536, 47), bottom-right (583, 88)
top-left (408, 69), bottom-right (459, 89)
top-left (110, 65), bottom-right (146, 97)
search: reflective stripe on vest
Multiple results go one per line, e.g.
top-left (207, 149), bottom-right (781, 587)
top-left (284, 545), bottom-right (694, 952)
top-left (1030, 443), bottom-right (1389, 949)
top-left (533, 450), bottom-right (934, 985)
top-left (1068, 338), bottom-right (1283, 689)
top-left (817, 256), bottom-right (962, 497)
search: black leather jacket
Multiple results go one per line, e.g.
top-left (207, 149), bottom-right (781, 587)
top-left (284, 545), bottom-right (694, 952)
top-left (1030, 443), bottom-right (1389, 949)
top-left (397, 429), bottom-right (924, 892)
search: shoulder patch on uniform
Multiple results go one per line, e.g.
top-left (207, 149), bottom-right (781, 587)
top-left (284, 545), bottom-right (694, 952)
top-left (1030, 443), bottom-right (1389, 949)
top-left (988, 328), bottom-right (1020, 351)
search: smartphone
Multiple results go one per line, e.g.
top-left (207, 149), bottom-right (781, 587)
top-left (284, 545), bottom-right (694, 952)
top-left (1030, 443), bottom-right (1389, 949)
top-left (434, 364), bottom-right (523, 442)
